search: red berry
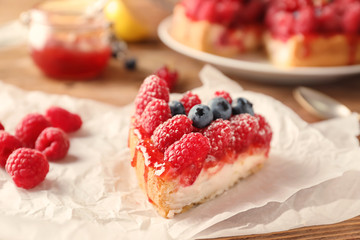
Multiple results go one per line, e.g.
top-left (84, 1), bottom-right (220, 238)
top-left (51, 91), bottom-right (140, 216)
top-left (196, 0), bottom-right (217, 22)
top-left (134, 75), bottom-right (170, 116)
top-left (35, 127), bottom-right (70, 161)
top-left (216, 0), bottom-right (241, 26)
top-left (45, 106), bottom-right (82, 133)
top-left (270, 11), bottom-right (295, 40)
top-left (179, 91), bottom-right (201, 114)
top-left (241, 0), bottom-right (265, 23)
top-left (214, 90), bottom-right (232, 104)
top-left (317, 5), bottom-right (342, 33)
top-left (272, 0), bottom-right (313, 11)
top-left (182, 0), bottom-right (202, 19)
top-left (6, 148), bottom-right (49, 189)
top-left (230, 114), bottom-right (259, 153)
top-left (15, 113), bottom-right (51, 148)
top-left (253, 114), bottom-right (273, 149)
top-left (161, 132), bottom-right (210, 186)
top-left (154, 65), bottom-right (178, 91)
top-left (152, 115), bottom-right (193, 152)
top-left (343, 3), bottom-right (360, 33)
top-left (0, 122), bottom-right (4, 130)
top-left (203, 119), bottom-right (232, 158)
top-left (0, 131), bottom-right (22, 168)
top-left (140, 99), bottom-right (171, 135)
top-left (295, 7), bottom-right (317, 34)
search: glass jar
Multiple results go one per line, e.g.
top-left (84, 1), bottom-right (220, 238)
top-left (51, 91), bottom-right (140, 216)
top-left (25, 0), bottom-right (111, 80)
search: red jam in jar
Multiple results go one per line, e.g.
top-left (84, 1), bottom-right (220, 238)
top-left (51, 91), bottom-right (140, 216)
top-left (27, 0), bottom-right (111, 80)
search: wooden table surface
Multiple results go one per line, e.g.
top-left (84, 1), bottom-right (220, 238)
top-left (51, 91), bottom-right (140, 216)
top-left (1, 1), bottom-right (360, 239)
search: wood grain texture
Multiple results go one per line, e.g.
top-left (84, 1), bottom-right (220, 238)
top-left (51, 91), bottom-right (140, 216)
top-left (209, 217), bottom-right (360, 240)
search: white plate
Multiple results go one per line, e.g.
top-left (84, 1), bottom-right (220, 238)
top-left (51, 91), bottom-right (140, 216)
top-left (158, 16), bottom-right (360, 84)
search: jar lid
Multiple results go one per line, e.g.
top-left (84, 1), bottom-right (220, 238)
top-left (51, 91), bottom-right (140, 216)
top-left (27, 0), bottom-right (108, 28)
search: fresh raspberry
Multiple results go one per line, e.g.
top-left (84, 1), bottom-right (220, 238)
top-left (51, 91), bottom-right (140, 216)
top-left (35, 127), bottom-right (70, 161)
top-left (179, 91), bottom-right (201, 114)
top-left (45, 106), bottom-right (82, 133)
top-left (214, 90), bottom-right (232, 104)
top-left (5, 148), bottom-right (49, 189)
top-left (154, 65), bottom-right (178, 91)
top-left (196, 0), bottom-right (217, 22)
top-left (15, 113), bottom-right (51, 148)
top-left (343, 3), bottom-right (360, 33)
top-left (241, 0), bottom-right (265, 23)
top-left (268, 11), bottom-right (295, 40)
top-left (152, 115), bottom-right (193, 152)
top-left (134, 75), bottom-right (170, 116)
top-left (272, 0), bottom-right (313, 11)
top-left (203, 119), bottom-right (232, 158)
top-left (294, 6), bottom-right (317, 34)
top-left (253, 114), bottom-right (273, 149)
top-left (140, 99), bottom-right (171, 135)
top-left (162, 132), bottom-right (210, 186)
top-left (216, 0), bottom-right (242, 26)
top-left (0, 131), bottom-right (22, 167)
top-left (182, 0), bottom-right (202, 19)
top-left (0, 122), bottom-right (4, 130)
top-left (317, 5), bottom-right (343, 33)
top-left (230, 114), bottom-right (259, 153)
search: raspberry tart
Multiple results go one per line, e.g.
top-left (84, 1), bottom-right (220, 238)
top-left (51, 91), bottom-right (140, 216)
top-left (170, 0), bottom-right (266, 56)
top-left (170, 0), bottom-right (360, 68)
top-left (264, 0), bottom-right (360, 67)
top-left (129, 75), bottom-right (272, 218)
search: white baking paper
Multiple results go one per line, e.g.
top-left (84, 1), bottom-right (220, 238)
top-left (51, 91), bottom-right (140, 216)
top-left (0, 65), bottom-right (359, 240)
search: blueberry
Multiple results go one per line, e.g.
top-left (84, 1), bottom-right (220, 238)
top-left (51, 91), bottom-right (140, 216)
top-left (169, 100), bottom-right (186, 116)
top-left (232, 97), bottom-right (254, 116)
top-left (124, 58), bottom-right (137, 70)
top-left (208, 97), bottom-right (232, 120)
top-left (188, 104), bottom-right (213, 128)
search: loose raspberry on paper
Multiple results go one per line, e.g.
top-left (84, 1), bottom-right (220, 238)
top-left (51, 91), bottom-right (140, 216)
top-left (214, 90), bottom-right (232, 104)
top-left (6, 148), bottom-right (49, 189)
top-left (162, 132), bottom-right (210, 186)
top-left (45, 106), bottom-right (82, 133)
top-left (0, 131), bottom-right (22, 168)
top-left (152, 115), bottom-right (193, 152)
top-left (15, 113), bottom-right (51, 148)
top-left (203, 119), bottom-right (232, 159)
top-left (140, 99), bottom-right (171, 135)
top-left (134, 75), bottom-right (170, 116)
top-left (179, 91), bottom-right (201, 114)
top-left (35, 127), bottom-right (70, 161)
top-left (230, 113), bottom-right (259, 153)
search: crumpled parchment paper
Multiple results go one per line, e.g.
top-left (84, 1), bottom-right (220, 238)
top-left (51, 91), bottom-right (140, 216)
top-left (0, 65), bottom-right (359, 240)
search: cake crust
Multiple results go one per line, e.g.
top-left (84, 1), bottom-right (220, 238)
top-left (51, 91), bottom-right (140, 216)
top-left (264, 32), bottom-right (360, 68)
top-left (171, 4), bottom-right (263, 57)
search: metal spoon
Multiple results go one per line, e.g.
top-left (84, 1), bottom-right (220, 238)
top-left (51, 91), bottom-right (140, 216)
top-left (293, 87), bottom-right (352, 119)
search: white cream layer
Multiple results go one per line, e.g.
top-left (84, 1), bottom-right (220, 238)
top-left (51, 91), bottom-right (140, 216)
top-left (166, 152), bottom-right (267, 218)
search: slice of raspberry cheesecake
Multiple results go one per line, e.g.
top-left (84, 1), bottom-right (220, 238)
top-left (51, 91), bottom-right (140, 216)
top-left (264, 0), bottom-right (360, 67)
top-left (129, 75), bottom-right (272, 218)
top-left (171, 0), bottom-right (266, 56)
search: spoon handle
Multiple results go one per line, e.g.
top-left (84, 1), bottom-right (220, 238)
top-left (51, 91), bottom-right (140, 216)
top-left (293, 87), bottom-right (352, 120)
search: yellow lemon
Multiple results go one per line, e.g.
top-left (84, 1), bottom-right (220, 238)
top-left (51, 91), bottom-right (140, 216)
top-left (104, 0), bottom-right (149, 42)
